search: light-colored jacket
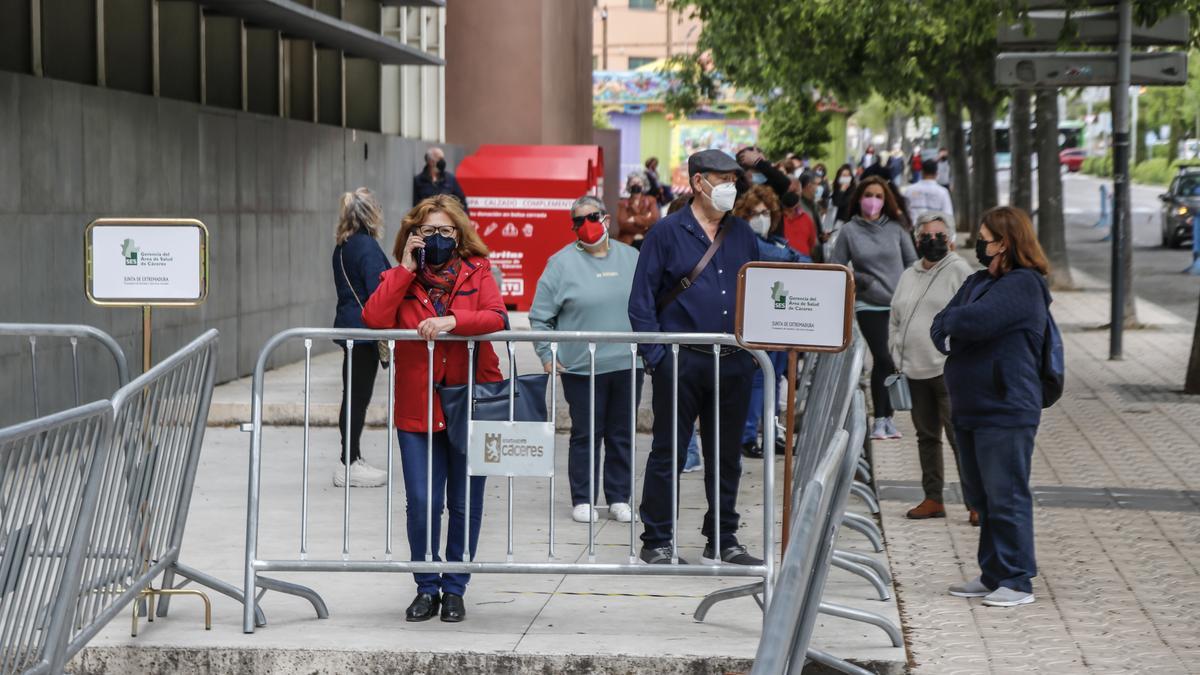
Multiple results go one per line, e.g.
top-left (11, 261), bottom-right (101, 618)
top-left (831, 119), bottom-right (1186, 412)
top-left (888, 253), bottom-right (973, 380)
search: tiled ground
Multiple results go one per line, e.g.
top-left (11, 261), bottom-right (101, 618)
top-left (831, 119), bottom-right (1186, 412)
top-left (874, 270), bottom-right (1200, 674)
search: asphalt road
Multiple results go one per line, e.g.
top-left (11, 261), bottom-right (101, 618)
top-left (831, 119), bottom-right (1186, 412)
top-left (1000, 170), bottom-right (1199, 323)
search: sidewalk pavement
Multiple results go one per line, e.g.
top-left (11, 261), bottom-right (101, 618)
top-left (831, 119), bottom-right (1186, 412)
top-left (873, 267), bottom-right (1200, 674)
top-left (77, 342), bottom-right (904, 672)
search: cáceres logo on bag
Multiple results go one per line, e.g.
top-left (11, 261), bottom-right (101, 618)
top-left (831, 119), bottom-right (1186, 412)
top-left (482, 431), bottom-right (545, 463)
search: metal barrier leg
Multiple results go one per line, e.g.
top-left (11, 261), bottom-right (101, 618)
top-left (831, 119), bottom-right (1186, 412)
top-left (842, 513), bottom-right (884, 552)
top-left (830, 556), bottom-right (891, 601)
top-left (805, 647), bottom-right (875, 675)
top-left (856, 464), bottom-right (872, 484)
top-left (693, 581), bottom-right (764, 622)
top-left (818, 601), bottom-right (903, 647)
top-left (849, 481), bottom-right (880, 514)
top-left (163, 562), bottom-right (267, 627)
top-left (834, 549), bottom-right (892, 584)
top-left (255, 575), bottom-right (330, 620)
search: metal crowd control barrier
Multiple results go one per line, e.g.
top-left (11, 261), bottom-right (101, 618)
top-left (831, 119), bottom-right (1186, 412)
top-left (63, 330), bottom-right (250, 657)
top-left (0, 402), bottom-right (112, 675)
top-left (753, 391), bottom-right (872, 675)
top-left (0, 323), bottom-right (131, 421)
top-left (242, 328), bottom-right (777, 633)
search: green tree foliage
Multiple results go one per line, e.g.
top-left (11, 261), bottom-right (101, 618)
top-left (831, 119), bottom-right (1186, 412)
top-left (758, 95), bottom-right (832, 158)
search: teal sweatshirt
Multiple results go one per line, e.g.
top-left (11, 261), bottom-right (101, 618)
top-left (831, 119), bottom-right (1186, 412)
top-left (529, 241), bottom-right (642, 375)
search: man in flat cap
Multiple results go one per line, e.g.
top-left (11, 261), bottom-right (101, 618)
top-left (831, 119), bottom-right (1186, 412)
top-left (628, 149), bottom-right (763, 567)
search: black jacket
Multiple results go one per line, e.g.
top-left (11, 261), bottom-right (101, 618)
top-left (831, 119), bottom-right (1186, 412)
top-left (413, 169), bottom-right (469, 212)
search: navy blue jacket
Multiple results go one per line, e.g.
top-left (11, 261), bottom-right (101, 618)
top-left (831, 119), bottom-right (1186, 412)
top-left (931, 267), bottom-right (1049, 429)
top-left (628, 202), bottom-right (759, 369)
top-left (333, 230), bottom-right (392, 331)
top-left (756, 233), bottom-right (806, 263)
top-left (413, 169), bottom-right (469, 212)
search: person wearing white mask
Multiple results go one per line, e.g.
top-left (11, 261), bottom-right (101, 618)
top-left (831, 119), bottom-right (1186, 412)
top-left (628, 149), bottom-right (763, 567)
top-left (531, 196), bottom-right (641, 525)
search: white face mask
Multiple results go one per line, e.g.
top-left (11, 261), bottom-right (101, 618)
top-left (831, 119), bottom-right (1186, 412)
top-left (750, 214), bottom-right (771, 236)
top-left (837, 175), bottom-right (852, 187)
top-left (703, 177), bottom-right (737, 212)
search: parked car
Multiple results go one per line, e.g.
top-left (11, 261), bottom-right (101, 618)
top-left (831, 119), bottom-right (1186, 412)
top-left (1059, 148), bottom-right (1087, 173)
top-left (1159, 168), bottom-right (1200, 249)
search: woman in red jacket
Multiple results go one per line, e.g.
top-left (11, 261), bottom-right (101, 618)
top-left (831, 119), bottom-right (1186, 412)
top-left (362, 194), bottom-right (506, 624)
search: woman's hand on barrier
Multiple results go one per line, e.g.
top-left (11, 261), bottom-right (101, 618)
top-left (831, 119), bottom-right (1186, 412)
top-left (542, 360), bottom-right (566, 374)
top-left (401, 234), bottom-right (425, 272)
top-left (417, 315), bottom-right (456, 340)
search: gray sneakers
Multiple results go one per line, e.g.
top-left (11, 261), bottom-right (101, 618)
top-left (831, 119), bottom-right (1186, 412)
top-left (982, 586), bottom-right (1035, 607)
top-left (947, 576), bottom-right (992, 598)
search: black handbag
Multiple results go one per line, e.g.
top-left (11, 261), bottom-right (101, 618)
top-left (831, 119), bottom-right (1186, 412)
top-left (438, 367), bottom-right (549, 456)
top-left (436, 312), bottom-right (548, 455)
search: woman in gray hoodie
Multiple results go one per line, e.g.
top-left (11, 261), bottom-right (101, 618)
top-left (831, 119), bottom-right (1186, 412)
top-left (831, 176), bottom-right (918, 440)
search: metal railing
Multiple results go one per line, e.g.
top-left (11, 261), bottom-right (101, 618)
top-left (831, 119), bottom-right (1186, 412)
top-left (64, 329), bottom-right (249, 656)
top-left (0, 401), bottom-right (112, 675)
top-left (242, 327), bottom-right (777, 633)
top-left (753, 391), bottom-right (871, 675)
top-left (0, 323), bottom-right (131, 422)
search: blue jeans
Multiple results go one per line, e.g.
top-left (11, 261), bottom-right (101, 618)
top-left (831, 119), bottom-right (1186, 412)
top-left (742, 351), bottom-right (788, 445)
top-left (954, 425), bottom-right (1038, 593)
top-left (397, 430), bottom-right (486, 597)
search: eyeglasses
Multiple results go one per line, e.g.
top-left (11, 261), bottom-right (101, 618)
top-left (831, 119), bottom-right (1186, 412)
top-left (417, 225), bottom-right (457, 238)
top-left (749, 209), bottom-right (771, 218)
top-left (571, 211), bottom-right (606, 228)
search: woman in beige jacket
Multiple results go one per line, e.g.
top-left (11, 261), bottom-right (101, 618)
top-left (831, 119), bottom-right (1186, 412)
top-left (888, 212), bottom-right (975, 523)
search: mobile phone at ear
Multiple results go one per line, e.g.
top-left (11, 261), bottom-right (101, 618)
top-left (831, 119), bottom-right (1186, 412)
top-left (418, 247), bottom-right (426, 269)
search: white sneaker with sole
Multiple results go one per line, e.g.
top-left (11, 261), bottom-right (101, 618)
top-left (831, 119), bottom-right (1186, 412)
top-left (948, 576), bottom-right (992, 598)
top-left (572, 504), bottom-right (598, 523)
top-left (609, 502), bottom-right (633, 522)
top-left (870, 418), bottom-right (889, 440)
top-left (982, 587), bottom-right (1035, 607)
top-left (332, 459), bottom-right (387, 488)
top-left (884, 417), bottom-right (903, 439)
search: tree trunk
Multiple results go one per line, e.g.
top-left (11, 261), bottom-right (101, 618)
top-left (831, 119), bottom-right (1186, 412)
top-left (1035, 89), bottom-right (1074, 290)
top-left (1186, 290), bottom-right (1200, 395)
top-left (941, 97), bottom-right (972, 233)
top-left (968, 97), bottom-right (999, 229)
top-left (1168, 119), bottom-right (1183, 164)
top-left (1010, 90), bottom-right (1034, 214)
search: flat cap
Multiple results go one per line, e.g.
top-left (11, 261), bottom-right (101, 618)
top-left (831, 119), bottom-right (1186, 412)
top-left (687, 149), bottom-right (741, 177)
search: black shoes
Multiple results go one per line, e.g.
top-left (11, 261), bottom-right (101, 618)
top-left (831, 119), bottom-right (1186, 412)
top-left (638, 545), bottom-right (690, 565)
top-left (740, 442), bottom-right (764, 459)
top-left (440, 593), bottom-right (466, 622)
top-left (701, 543), bottom-right (764, 566)
top-left (405, 592), bottom-right (440, 622)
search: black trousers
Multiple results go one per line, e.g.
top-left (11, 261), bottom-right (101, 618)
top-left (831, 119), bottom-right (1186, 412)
top-left (640, 349), bottom-right (754, 550)
top-left (560, 369), bottom-right (644, 506)
top-left (908, 375), bottom-right (966, 505)
top-left (338, 341), bottom-right (379, 465)
top-left (856, 310), bottom-right (895, 418)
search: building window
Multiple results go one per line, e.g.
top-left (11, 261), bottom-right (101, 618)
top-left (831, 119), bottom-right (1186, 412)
top-left (629, 0), bottom-right (656, 10)
top-left (628, 57), bottom-right (655, 69)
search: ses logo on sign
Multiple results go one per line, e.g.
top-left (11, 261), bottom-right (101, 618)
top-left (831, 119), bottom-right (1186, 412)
top-left (469, 421), bottom-right (555, 477)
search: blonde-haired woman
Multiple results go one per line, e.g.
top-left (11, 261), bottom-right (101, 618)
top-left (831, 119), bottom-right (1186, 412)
top-left (332, 187), bottom-right (391, 488)
top-left (363, 194), bottom-right (506, 624)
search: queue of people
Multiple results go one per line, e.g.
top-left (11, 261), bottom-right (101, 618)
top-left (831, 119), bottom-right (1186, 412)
top-left (329, 145), bottom-right (1055, 623)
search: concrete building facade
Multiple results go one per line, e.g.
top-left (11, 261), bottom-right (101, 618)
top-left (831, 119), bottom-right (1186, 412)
top-left (592, 1), bottom-right (701, 72)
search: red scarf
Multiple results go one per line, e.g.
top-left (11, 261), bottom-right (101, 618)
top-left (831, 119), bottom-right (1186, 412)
top-left (416, 259), bottom-right (460, 316)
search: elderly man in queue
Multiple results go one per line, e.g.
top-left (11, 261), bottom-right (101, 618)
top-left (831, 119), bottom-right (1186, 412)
top-left (888, 211), bottom-right (975, 525)
top-left (414, 146), bottom-right (469, 212)
top-left (628, 149), bottom-right (762, 567)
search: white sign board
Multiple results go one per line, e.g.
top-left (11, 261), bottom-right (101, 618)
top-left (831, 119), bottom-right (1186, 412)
top-left (736, 263), bottom-right (854, 352)
top-left (467, 420), bottom-right (556, 477)
top-left (86, 219), bottom-right (208, 306)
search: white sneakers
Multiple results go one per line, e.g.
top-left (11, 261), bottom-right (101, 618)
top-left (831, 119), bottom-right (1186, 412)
top-left (332, 459), bottom-right (388, 488)
top-left (572, 503), bottom-right (634, 523)
top-left (870, 417), bottom-right (903, 440)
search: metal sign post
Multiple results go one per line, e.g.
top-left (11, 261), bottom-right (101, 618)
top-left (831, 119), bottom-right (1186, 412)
top-left (735, 262), bottom-right (854, 553)
top-left (84, 218), bottom-right (209, 373)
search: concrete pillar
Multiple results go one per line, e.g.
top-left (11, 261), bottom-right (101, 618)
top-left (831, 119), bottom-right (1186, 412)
top-left (445, 0), bottom-right (592, 150)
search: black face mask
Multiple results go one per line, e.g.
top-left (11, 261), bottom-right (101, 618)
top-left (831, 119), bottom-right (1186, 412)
top-left (424, 233), bottom-right (457, 267)
top-left (975, 238), bottom-right (995, 267)
top-left (781, 192), bottom-right (801, 209)
top-left (435, 158), bottom-right (447, 172)
top-left (917, 235), bottom-right (949, 262)
top-left (629, 185), bottom-right (643, 195)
